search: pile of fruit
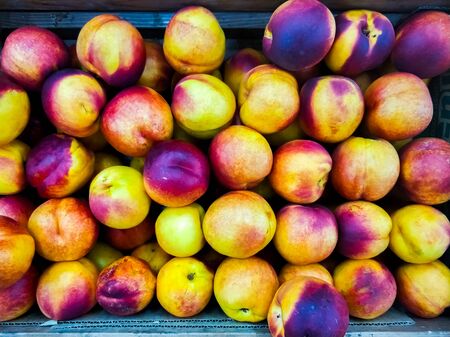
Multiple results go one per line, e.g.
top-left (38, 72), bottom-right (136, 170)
top-left (0, 0), bottom-right (449, 335)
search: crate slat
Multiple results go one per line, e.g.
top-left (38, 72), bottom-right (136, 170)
top-left (0, 0), bottom-right (449, 12)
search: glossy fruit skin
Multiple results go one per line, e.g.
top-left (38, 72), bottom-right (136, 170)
top-left (143, 140), bottom-right (210, 207)
top-left (76, 14), bottom-right (146, 87)
top-left (299, 75), bottom-right (364, 143)
top-left (0, 266), bottom-right (38, 322)
top-left (214, 257), bottom-right (279, 323)
top-left (396, 261), bottom-right (450, 318)
top-left (398, 137), bottom-right (450, 205)
top-left (209, 125), bottom-right (273, 190)
top-left (334, 259), bottom-right (397, 319)
top-left (0, 74), bottom-right (30, 146)
top-left (262, 0), bottom-right (336, 71)
top-left (1, 26), bottom-right (69, 91)
top-left (268, 277), bottom-right (349, 337)
top-left (331, 137), bottom-right (400, 201)
top-left (325, 10), bottom-right (395, 76)
top-left (26, 134), bottom-right (95, 198)
top-left (269, 140), bottom-right (332, 204)
top-left (391, 11), bottom-right (450, 78)
top-left (100, 85), bottom-right (173, 157)
top-left (274, 204), bottom-right (338, 265)
top-left (364, 72), bottom-right (433, 141)
top-left (96, 256), bottom-right (156, 316)
top-left (156, 257), bottom-right (214, 317)
top-left (203, 191), bottom-right (276, 259)
top-left (163, 6), bottom-right (225, 75)
top-left (36, 259), bottom-right (98, 321)
top-left (389, 204), bottom-right (450, 264)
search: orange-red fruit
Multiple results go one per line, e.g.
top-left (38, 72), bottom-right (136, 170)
top-left (76, 14), bottom-right (146, 87)
top-left (274, 204), bottom-right (338, 265)
top-left (101, 86), bottom-right (173, 157)
top-left (299, 75), bottom-right (364, 143)
top-left (36, 259), bottom-right (98, 320)
top-left (398, 137), bottom-right (450, 205)
top-left (104, 218), bottom-right (155, 251)
top-left (1, 26), bottom-right (69, 91)
top-left (331, 137), bottom-right (400, 201)
top-left (364, 72), bottom-right (433, 141)
top-left (96, 256), bottom-right (156, 316)
top-left (0, 266), bottom-right (38, 321)
top-left (269, 140), bottom-right (332, 204)
top-left (27, 198), bottom-right (99, 262)
top-left (209, 125), bottom-right (273, 190)
top-left (334, 259), bottom-right (397, 319)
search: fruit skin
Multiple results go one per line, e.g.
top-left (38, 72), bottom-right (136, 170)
top-left (398, 137), bottom-right (450, 205)
top-left (396, 261), bottom-right (450, 318)
top-left (157, 257), bottom-right (213, 317)
top-left (268, 277), bottom-right (349, 337)
top-left (0, 195), bottom-right (34, 228)
top-left (1, 26), bottom-right (69, 91)
top-left (299, 75), bottom-right (364, 143)
top-left (334, 201), bottom-right (392, 259)
top-left (76, 14), bottom-right (146, 87)
top-left (87, 242), bottom-right (124, 271)
top-left (331, 137), bottom-right (400, 201)
top-left (96, 256), bottom-right (156, 316)
top-left (274, 204), bottom-right (338, 265)
top-left (27, 198), bottom-right (99, 262)
top-left (0, 265), bottom-right (38, 322)
top-left (214, 257), bottom-right (278, 322)
top-left (364, 72), bottom-right (433, 141)
top-left (203, 191), bottom-right (276, 258)
top-left (278, 263), bottom-right (333, 285)
top-left (391, 11), bottom-right (450, 78)
top-left (0, 74), bottom-right (30, 146)
top-left (238, 65), bottom-right (300, 134)
top-left (262, 0), bottom-right (335, 71)
top-left (156, 203), bottom-right (205, 257)
top-left (0, 140), bottom-right (29, 195)
top-left (325, 10), bottom-right (395, 76)
top-left (389, 205), bottom-right (450, 264)
top-left (138, 41), bottom-right (173, 92)
top-left (223, 48), bottom-right (267, 96)
top-left (163, 6), bottom-right (225, 75)
top-left (105, 218), bottom-right (154, 251)
top-left (132, 242), bottom-right (172, 275)
top-left (265, 120), bottom-right (304, 147)
top-left (93, 152), bottom-right (122, 175)
top-left (101, 86), bottom-right (173, 157)
top-left (269, 140), bottom-right (332, 204)
top-left (89, 166), bottom-right (151, 229)
top-left (80, 129), bottom-right (108, 152)
top-left (129, 157), bottom-right (145, 173)
top-left (172, 74), bottom-right (236, 139)
top-left (210, 125), bottom-right (273, 190)
top-left (0, 216), bottom-right (35, 289)
top-left (143, 140), bottom-right (210, 207)
top-left (26, 134), bottom-right (95, 198)
top-left (334, 259), bottom-right (397, 319)
top-left (41, 69), bottom-right (106, 137)
top-left (36, 259), bottom-right (98, 321)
